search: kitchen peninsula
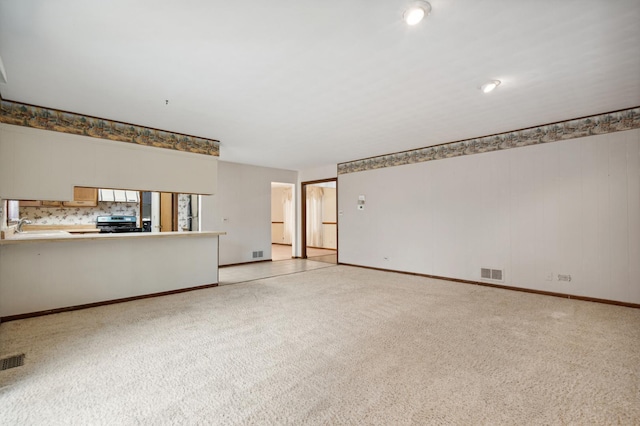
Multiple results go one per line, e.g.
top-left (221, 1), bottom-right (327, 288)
top-left (0, 119), bottom-right (223, 322)
top-left (0, 230), bottom-right (225, 320)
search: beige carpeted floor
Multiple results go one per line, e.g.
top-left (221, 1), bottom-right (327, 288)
top-left (1, 265), bottom-right (639, 424)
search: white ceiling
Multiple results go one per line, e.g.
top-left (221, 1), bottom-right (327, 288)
top-left (1, 0), bottom-right (639, 171)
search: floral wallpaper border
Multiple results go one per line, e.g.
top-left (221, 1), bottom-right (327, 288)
top-left (0, 99), bottom-right (220, 156)
top-left (338, 107), bottom-right (640, 175)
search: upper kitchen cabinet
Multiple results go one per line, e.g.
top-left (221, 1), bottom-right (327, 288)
top-left (98, 189), bottom-right (139, 203)
top-left (18, 188), bottom-right (97, 207)
top-left (18, 200), bottom-right (62, 207)
top-left (19, 200), bottom-right (42, 207)
top-left (62, 187), bottom-right (98, 207)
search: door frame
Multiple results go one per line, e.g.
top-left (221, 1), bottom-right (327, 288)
top-left (301, 178), bottom-right (338, 261)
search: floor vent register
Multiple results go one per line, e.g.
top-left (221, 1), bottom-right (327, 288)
top-left (1, 354), bottom-right (25, 371)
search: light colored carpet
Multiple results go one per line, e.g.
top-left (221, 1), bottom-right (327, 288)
top-left (1, 266), bottom-right (639, 424)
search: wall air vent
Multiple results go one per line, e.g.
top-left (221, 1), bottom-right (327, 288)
top-left (1, 354), bottom-right (25, 371)
top-left (252, 251), bottom-right (264, 259)
top-left (481, 268), bottom-right (504, 283)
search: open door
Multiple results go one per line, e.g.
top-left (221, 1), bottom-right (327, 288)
top-left (160, 192), bottom-right (177, 232)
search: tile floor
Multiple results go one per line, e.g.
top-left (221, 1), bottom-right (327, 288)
top-left (219, 258), bottom-right (337, 286)
top-left (305, 247), bottom-right (337, 264)
top-left (271, 244), bottom-right (295, 261)
top-left (272, 244), bottom-right (337, 264)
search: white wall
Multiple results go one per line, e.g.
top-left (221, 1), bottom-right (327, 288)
top-left (201, 161), bottom-right (297, 265)
top-left (338, 129), bottom-right (640, 304)
top-left (299, 164), bottom-right (337, 183)
top-left (0, 123), bottom-right (218, 199)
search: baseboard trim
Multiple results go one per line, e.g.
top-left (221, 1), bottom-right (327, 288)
top-left (220, 259), bottom-right (272, 268)
top-left (307, 246), bottom-right (337, 251)
top-left (272, 243), bottom-right (292, 246)
top-left (0, 283), bottom-right (219, 322)
top-left (338, 263), bottom-right (640, 309)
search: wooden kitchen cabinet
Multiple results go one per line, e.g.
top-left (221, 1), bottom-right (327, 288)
top-left (19, 200), bottom-right (42, 207)
top-left (19, 200), bottom-right (62, 207)
top-left (62, 187), bottom-right (98, 207)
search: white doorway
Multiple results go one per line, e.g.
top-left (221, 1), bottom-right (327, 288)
top-left (271, 182), bottom-right (296, 261)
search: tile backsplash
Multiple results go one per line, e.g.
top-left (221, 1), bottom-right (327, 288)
top-left (178, 194), bottom-right (191, 231)
top-left (19, 202), bottom-right (139, 226)
top-left (17, 195), bottom-right (193, 228)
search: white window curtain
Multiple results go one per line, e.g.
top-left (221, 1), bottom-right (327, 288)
top-left (306, 186), bottom-right (324, 248)
top-left (282, 187), bottom-right (293, 244)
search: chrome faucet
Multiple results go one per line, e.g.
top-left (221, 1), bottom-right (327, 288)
top-left (16, 218), bottom-right (32, 233)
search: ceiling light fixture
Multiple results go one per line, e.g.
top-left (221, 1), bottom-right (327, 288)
top-left (480, 80), bottom-right (501, 93)
top-left (404, 1), bottom-right (431, 26)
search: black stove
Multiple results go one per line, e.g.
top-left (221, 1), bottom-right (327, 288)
top-left (96, 215), bottom-right (143, 233)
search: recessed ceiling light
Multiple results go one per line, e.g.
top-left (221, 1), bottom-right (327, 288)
top-left (404, 1), bottom-right (431, 26)
top-left (480, 80), bottom-right (501, 93)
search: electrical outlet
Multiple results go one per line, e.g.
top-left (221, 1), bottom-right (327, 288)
top-left (558, 274), bottom-right (572, 282)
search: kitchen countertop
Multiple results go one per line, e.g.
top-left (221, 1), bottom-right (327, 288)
top-left (0, 231), bottom-right (226, 245)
